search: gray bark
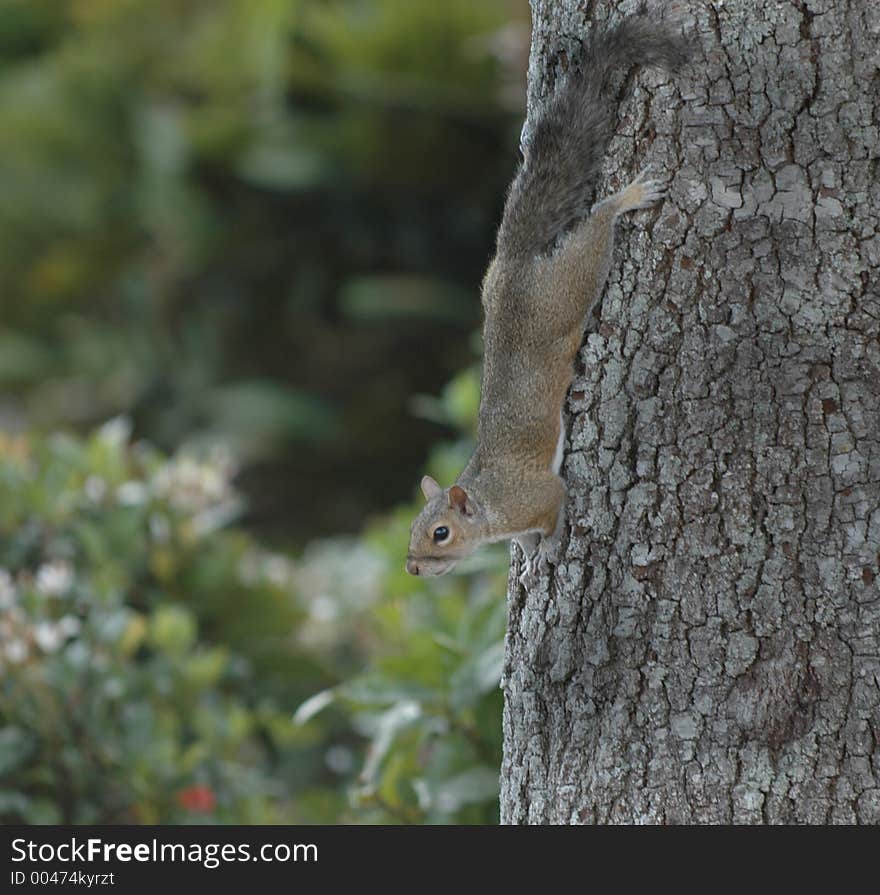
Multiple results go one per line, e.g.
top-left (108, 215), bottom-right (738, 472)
top-left (500, 0), bottom-right (880, 824)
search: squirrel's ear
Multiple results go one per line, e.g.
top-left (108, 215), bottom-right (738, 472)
top-left (420, 475), bottom-right (442, 501)
top-left (448, 485), bottom-right (471, 515)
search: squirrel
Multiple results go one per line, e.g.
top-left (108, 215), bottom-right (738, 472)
top-left (406, 8), bottom-right (689, 578)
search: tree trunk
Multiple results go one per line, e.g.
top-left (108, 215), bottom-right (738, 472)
top-left (500, 0), bottom-right (880, 824)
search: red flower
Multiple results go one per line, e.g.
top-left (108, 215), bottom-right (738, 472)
top-left (177, 784), bottom-right (216, 813)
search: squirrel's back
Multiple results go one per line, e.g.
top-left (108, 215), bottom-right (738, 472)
top-left (496, 7), bottom-right (689, 259)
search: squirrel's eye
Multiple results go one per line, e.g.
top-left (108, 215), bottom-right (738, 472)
top-left (433, 526), bottom-right (450, 544)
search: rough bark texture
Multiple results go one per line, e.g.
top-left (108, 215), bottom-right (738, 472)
top-left (500, 0), bottom-right (880, 824)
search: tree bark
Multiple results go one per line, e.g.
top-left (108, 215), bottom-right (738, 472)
top-left (500, 0), bottom-right (880, 824)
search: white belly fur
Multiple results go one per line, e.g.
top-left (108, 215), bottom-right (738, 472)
top-left (551, 412), bottom-right (564, 474)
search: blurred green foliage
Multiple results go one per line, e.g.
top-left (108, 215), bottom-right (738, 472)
top-left (0, 366), bottom-right (509, 824)
top-left (0, 422), bottom-right (324, 822)
top-left (0, 0), bottom-right (526, 542)
top-left (0, 0), bottom-right (523, 824)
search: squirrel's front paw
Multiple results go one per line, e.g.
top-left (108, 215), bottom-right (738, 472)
top-left (627, 171), bottom-right (668, 210)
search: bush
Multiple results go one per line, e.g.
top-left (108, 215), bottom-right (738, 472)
top-left (291, 363), bottom-right (508, 823)
top-left (0, 421), bottom-right (327, 822)
top-left (1, 366), bottom-right (509, 824)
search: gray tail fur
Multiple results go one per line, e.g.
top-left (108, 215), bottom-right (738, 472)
top-left (496, 7), bottom-right (690, 258)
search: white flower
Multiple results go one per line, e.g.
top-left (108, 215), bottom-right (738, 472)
top-left (116, 481), bottom-right (148, 506)
top-left (58, 616), bottom-right (81, 638)
top-left (84, 476), bottom-right (108, 502)
top-left (238, 550), bottom-right (295, 588)
top-left (98, 416), bottom-right (132, 447)
top-left (103, 678), bottom-right (124, 699)
top-left (264, 555), bottom-right (294, 587)
top-left (4, 639), bottom-right (28, 664)
top-left (152, 447), bottom-right (237, 513)
top-left (310, 595), bottom-right (338, 623)
top-left (149, 514), bottom-right (171, 543)
top-left (35, 560), bottom-right (74, 597)
top-left (33, 622), bottom-right (64, 653)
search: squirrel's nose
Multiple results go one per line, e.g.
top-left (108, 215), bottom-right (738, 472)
top-left (406, 559), bottom-right (420, 576)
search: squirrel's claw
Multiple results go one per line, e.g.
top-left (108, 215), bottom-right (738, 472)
top-left (628, 170), bottom-right (668, 209)
top-left (516, 536), bottom-right (553, 589)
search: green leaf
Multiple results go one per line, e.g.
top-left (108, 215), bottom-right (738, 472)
top-left (360, 700), bottom-right (422, 787)
top-left (338, 674), bottom-right (433, 708)
top-left (293, 688), bottom-right (336, 726)
top-left (149, 605), bottom-right (197, 658)
top-left (449, 640), bottom-right (504, 710)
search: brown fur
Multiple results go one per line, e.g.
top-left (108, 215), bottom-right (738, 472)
top-left (406, 11), bottom-right (690, 577)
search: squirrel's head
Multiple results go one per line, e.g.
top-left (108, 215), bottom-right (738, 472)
top-left (406, 476), bottom-right (483, 576)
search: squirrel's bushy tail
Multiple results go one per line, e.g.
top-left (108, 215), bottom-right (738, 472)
top-left (497, 8), bottom-right (690, 258)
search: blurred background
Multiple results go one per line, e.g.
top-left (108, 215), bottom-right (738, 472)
top-left (0, 0), bottom-right (529, 823)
